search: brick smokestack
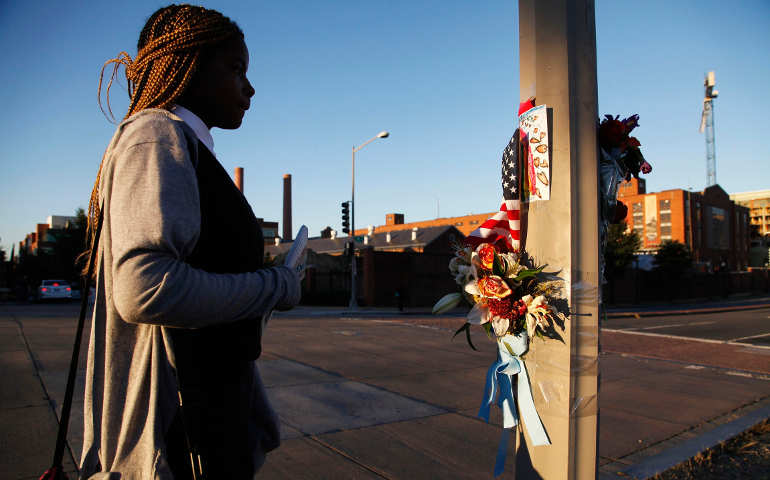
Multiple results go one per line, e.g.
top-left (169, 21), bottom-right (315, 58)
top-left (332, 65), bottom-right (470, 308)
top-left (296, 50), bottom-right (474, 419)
top-left (234, 167), bottom-right (244, 192)
top-left (283, 174), bottom-right (292, 241)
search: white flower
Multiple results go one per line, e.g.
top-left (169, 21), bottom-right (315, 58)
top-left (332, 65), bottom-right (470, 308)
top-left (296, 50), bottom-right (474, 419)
top-left (455, 264), bottom-right (473, 286)
top-left (448, 256), bottom-right (463, 274)
top-left (522, 294), bottom-right (550, 338)
top-left (432, 292), bottom-right (462, 314)
top-left (464, 279), bottom-right (480, 296)
top-left (490, 316), bottom-right (510, 337)
top-left (466, 303), bottom-right (489, 325)
top-left (500, 253), bottom-right (524, 277)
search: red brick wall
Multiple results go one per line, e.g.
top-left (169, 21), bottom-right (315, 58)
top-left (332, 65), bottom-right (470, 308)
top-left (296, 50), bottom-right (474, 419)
top-left (355, 212), bottom-right (494, 237)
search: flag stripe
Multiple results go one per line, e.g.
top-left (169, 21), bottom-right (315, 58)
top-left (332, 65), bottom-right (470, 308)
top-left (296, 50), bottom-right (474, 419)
top-left (466, 129), bottom-right (522, 252)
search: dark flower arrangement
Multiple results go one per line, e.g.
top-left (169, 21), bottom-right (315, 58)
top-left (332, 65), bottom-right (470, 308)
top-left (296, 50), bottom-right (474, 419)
top-left (598, 114), bottom-right (652, 180)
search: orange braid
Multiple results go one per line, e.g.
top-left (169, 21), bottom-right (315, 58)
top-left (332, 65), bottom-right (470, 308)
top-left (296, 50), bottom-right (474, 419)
top-left (84, 5), bottom-right (242, 275)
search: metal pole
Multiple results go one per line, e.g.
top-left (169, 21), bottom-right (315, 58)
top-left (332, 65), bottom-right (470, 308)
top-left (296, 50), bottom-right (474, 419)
top-left (349, 146), bottom-right (358, 309)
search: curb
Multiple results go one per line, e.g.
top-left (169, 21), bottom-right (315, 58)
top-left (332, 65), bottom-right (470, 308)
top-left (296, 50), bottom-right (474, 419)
top-left (599, 399), bottom-right (770, 480)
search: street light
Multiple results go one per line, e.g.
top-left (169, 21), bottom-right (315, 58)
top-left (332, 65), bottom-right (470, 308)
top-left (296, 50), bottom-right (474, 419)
top-left (349, 130), bottom-right (389, 309)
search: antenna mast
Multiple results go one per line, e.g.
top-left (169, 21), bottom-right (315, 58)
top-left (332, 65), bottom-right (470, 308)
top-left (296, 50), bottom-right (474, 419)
top-left (700, 71), bottom-right (718, 187)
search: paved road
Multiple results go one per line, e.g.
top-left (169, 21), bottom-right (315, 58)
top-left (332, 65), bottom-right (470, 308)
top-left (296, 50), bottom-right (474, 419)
top-left (603, 307), bottom-right (770, 347)
top-left (2, 302), bottom-right (770, 480)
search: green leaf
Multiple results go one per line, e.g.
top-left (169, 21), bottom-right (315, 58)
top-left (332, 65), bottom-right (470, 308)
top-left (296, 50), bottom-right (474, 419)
top-left (493, 252), bottom-right (506, 276)
top-left (502, 341), bottom-right (515, 356)
top-left (452, 323), bottom-right (478, 350)
top-left (465, 324), bottom-right (478, 350)
top-left (453, 323), bottom-right (469, 340)
top-left (483, 322), bottom-right (493, 338)
top-left (513, 265), bottom-right (545, 282)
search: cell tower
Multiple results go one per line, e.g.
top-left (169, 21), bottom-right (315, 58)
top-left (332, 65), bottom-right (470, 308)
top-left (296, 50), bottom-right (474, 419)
top-left (699, 71), bottom-right (718, 187)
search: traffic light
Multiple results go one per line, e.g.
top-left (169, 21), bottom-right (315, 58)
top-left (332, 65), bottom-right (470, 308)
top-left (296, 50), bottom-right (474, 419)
top-left (341, 201), bottom-right (350, 234)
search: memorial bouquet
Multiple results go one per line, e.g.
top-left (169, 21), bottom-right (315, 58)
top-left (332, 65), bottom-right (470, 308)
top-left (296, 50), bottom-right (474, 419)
top-left (431, 110), bottom-right (566, 476)
top-left (432, 241), bottom-right (566, 476)
top-left (598, 113), bottom-right (652, 283)
top-left (433, 242), bottom-right (566, 353)
top-left (598, 114), bottom-right (651, 180)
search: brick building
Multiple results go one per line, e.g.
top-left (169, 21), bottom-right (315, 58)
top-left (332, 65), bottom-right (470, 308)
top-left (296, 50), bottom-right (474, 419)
top-left (267, 225), bottom-right (462, 257)
top-left (352, 211), bottom-right (495, 237)
top-left (729, 189), bottom-right (770, 237)
top-left (19, 216), bottom-right (79, 256)
top-left (618, 178), bottom-right (750, 270)
top-left (256, 218), bottom-right (280, 246)
top-left (265, 225), bottom-right (462, 307)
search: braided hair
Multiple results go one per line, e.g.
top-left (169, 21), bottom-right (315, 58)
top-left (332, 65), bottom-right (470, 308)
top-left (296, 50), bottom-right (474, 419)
top-left (84, 5), bottom-right (243, 273)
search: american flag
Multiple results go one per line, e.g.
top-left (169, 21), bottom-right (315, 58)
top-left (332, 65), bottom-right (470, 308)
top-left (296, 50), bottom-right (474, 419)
top-left (465, 129), bottom-right (521, 252)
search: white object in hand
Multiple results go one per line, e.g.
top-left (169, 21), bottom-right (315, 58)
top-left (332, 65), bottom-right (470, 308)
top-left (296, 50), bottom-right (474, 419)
top-left (285, 225), bottom-right (308, 277)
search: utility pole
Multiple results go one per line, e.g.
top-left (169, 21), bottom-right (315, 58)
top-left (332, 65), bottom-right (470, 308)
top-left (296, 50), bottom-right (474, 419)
top-left (517, 1), bottom-right (599, 477)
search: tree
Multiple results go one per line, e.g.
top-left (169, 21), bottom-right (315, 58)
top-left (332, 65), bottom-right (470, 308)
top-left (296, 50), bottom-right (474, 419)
top-left (604, 224), bottom-right (641, 279)
top-left (653, 240), bottom-right (693, 278)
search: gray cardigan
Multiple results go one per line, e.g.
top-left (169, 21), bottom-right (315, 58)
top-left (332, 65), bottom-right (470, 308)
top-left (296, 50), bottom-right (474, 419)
top-left (80, 109), bottom-right (300, 479)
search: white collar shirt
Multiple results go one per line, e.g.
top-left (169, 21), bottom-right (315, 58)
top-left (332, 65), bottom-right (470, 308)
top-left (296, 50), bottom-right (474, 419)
top-left (170, 104), bottom-right (215, 156)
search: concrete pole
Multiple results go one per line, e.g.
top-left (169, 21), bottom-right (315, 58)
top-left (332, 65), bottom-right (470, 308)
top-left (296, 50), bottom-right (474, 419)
top-left (517, 1), bottom-right (600, 478)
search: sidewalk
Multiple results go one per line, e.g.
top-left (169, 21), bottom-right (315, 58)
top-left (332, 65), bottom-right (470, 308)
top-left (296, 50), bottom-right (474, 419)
top-left (1, 304), bottom-right (769, 479)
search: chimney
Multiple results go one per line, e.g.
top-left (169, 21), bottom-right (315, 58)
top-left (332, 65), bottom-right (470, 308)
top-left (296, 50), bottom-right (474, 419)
top-left (274, 237), bottom-right (281, 246)
top-left (386, 232), bottom-right (391, 243)
top-left (364, 236), bottom-right (369, 245)
top-left (411, 227), bottom-right (418, 241)
top-left (234, 167), bottom-right (244, 192)
top-left (386, 213), bottom-right (404, 225)
top-left (367, 225), bottom-right (375, 236)
top-left (283, 174), bottom-right (292, 241)
top-left (331, 230), bottom-right (337, 239)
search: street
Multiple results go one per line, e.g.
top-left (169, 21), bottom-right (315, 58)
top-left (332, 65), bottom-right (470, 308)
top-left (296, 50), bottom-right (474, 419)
top-left (1, 303), bottom-right (769, 479)
top-left (604, 307), bottom-right (770, 347)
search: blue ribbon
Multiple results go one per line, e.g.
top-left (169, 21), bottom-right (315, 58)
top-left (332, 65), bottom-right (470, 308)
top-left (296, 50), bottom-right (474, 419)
top-left (478, 338), bottom-right (550, 477)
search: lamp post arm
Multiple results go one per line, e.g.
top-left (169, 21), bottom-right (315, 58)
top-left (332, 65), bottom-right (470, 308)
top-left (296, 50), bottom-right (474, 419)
top-left (353, 134), bottom-right (382, 153)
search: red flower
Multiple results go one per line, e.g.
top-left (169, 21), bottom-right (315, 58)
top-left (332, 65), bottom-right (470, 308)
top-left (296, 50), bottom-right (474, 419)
top-left (478, 275), bottom-right (512, 298)
top-left (627, 136), bottom-right (641, 148)
top-left (488, 297), bottom-right (513, 318)
top-left (640, 161), bottom-right (652, 174)
top-left (488, 298), bottom-right (528, 321)
top-left (598, 118), bottom-right (627, 150)
top-left (478, 243), bottom-right (497, 270)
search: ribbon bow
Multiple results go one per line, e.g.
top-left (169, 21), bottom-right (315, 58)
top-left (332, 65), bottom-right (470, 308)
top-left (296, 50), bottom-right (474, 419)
top-left (478, 334), bottom-right (550, 477)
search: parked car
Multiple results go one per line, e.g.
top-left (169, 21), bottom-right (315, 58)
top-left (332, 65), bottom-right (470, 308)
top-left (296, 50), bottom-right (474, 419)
top-left (37, 280), bottom-right (72, 301)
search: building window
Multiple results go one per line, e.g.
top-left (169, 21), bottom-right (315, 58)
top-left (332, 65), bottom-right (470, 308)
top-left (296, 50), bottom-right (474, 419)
top-left (659, 199), bottom-right (671, 211)
top-left (707, 206), bottom-right (729, 250)
top-left (632, 202), bottom-right (642, 214)
top-left (455, 222), bottom-right (464, 226)
top-left (660, 212), bottom-right (671, 223)
top-left (660, 225), bottom-right (672, 236)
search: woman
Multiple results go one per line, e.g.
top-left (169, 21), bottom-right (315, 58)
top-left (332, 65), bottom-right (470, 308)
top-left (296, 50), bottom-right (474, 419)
top-left (80, 5), bottom-right (302, 479)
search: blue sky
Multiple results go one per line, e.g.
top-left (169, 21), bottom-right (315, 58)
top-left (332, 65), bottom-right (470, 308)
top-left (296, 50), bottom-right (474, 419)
top-left (1, 0), bottom-right (768, 253)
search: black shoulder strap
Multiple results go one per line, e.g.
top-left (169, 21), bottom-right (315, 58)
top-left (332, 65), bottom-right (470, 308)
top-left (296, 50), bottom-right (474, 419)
top-left (50, 209), bottom-right (103, 473)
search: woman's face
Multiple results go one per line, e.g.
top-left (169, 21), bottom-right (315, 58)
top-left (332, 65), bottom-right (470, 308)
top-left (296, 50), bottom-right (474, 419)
top-left (180, 36), bottom-right (255, 129)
